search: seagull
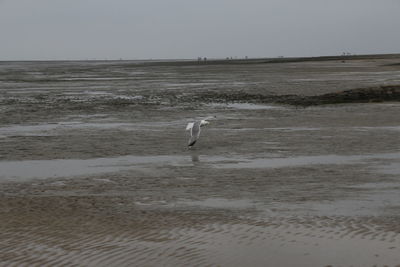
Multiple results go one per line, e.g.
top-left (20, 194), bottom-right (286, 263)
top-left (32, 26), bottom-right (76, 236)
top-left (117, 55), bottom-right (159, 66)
top-left (185, 116), bottom-right (215, 147)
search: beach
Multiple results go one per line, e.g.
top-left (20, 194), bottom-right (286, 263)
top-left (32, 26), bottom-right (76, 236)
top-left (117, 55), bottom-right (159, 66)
top-left (1, 56), bottom-right (400, 266)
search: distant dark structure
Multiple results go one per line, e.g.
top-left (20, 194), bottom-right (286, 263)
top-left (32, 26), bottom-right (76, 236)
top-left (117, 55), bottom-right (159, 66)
top-left (197, 57), bottom-right (207, 63)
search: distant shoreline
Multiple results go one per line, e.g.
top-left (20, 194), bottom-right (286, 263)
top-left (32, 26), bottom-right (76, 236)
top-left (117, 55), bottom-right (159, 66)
top-left (1, 53), bottom-right (400, 66)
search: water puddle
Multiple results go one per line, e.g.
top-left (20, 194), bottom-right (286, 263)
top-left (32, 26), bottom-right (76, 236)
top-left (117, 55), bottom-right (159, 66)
top-left (63, 77), bottom-right (129, 81)
top-left (215, 127), bottom-right (321, 132)
top-left (261, 126), bottom-right (400, 132)
top-left (268, 127), bottom-right (322, 131)
top-left (209, 103), bottom-right (281, 110)
top-left (176, 198), bottom-right (256, 209)
top-left (83, 90), bottom-right (114, 95)
top-left (112, 95), bottom-right (144, 100)
top-left (0, 120), bottom-right (175, 137)
top-left (354, 126), bottom-right (400, 132)
top-left (0, 155), bottom-right (186, 182)
top-left (0, 124), bottom-right (61, 137)
top-left (1, 152), bottom-right (399, 182)
top-left (213, 152), bottom-right (400, 169)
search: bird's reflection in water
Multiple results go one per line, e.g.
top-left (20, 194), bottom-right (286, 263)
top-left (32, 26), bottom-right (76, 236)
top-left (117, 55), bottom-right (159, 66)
top-left (191, 154), bottom-right (200, 163)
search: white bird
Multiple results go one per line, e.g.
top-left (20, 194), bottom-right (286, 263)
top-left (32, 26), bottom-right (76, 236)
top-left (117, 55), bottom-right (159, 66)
top-left (185, 116), bottom-right (215, 147)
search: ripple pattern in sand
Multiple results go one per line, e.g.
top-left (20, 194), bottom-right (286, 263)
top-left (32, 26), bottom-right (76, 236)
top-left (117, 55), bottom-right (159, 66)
top-left (1, 216), bottom-right (400, 267)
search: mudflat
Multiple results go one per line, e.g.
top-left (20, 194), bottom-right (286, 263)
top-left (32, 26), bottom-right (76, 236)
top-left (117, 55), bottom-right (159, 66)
top-left (1, 56), bottom-right (400, 266)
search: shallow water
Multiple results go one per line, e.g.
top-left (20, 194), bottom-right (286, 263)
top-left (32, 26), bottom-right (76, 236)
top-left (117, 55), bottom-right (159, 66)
top-left (209, 102), bottom-right (282, 110)
top-left (2, 151), bottom-right (399, 182)
top-left (176, 198), bottom-right (256, 209)
top-left (0, 155), bottom-right (184, 181)
top-left (214, 152), bottom-right (400, 169)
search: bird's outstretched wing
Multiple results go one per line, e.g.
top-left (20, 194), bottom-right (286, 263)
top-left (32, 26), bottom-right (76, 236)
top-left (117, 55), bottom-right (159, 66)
top-left (188, 121), bottom-right (201, 146)
top-left (203, 115), bottom-right (216, 121)
top-left (186, 122), bottom-right (194, 131)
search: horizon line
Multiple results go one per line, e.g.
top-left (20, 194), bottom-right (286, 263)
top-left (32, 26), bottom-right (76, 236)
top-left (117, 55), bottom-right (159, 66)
top-left (1, 52), bottom-right (400, 63)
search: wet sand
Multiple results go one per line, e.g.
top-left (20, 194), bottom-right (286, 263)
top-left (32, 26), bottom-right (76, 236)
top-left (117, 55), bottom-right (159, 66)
top-left (1, 56), bottom-right (400, 266)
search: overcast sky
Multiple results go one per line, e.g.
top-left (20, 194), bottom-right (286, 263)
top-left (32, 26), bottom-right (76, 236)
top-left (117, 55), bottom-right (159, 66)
top-left (0, 0), bottom-right (399, 60)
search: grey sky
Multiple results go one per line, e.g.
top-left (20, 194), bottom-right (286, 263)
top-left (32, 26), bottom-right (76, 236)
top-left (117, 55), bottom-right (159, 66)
top-left (0, 0), bottom-right (399, 60)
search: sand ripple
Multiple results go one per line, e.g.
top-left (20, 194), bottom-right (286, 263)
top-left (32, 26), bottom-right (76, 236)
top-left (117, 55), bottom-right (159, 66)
top-left (1, 214), bottom-right (400, 266)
